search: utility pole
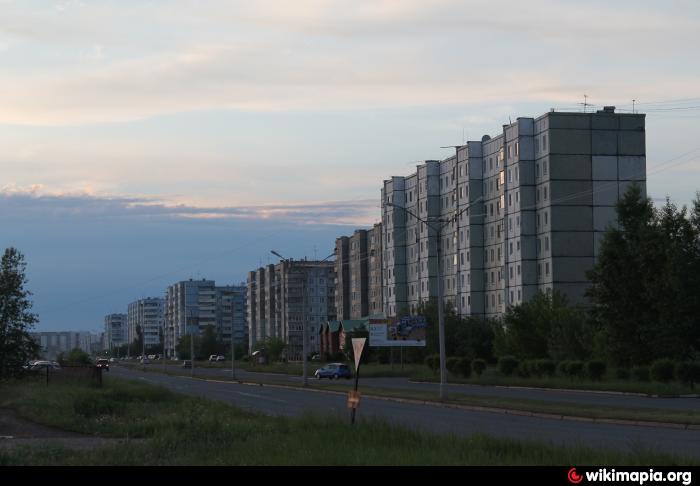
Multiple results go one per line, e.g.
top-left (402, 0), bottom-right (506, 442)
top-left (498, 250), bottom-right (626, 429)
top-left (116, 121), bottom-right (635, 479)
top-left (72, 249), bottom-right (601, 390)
top-left (231, 296), bottom-right (236, 381)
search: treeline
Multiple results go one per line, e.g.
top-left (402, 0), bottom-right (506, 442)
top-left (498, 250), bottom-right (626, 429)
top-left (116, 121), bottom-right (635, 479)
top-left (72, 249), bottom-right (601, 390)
top-left (395, 185), bottom-right (700, 383)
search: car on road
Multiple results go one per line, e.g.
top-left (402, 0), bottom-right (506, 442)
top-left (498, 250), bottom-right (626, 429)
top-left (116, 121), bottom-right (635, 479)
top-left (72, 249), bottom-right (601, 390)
top-left (96, 358), bottom-right (110, 371)
top-left (314, 363), bottom-right (352, 380)
top-left (27, 360), bottom-right (61, 373)
top-left (181, 360), bottom-right (192, 368)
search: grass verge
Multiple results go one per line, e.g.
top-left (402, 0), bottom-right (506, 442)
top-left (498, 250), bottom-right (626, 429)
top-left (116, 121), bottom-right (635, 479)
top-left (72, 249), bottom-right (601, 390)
top-left (0, 378), bottom-right (695, 465)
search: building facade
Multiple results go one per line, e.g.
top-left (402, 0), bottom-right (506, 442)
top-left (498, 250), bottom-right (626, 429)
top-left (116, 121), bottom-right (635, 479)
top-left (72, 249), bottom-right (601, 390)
top-left (164, 280), bottom-right (216, 359)
top-left (247, 259), bottom-right (336, 360)
top-left (216, 285), bottom-right (248, 351)
top-left (127, 297), bottom-right (165, 354)
top-left (381, 108), bottom-right (646, 318)
top-left (104, 313), bottom-right (127, 350)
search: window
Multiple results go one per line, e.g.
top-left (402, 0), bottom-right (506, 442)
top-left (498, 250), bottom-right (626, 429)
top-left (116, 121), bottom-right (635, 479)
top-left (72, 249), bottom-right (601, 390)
top-left (545, 262), bottom-right (550, 276)
top-left (516, 191), bottom-right (519, 203)
top-left (544, 186), bottom-right (548, 200)
top-left (509, 193), bottom-right (512, 206)
top-left (515, 141), bottom-right (519, 156)
top-left (509, 242), bottom-right (513, 255)
top-left (517, 240), bottom-right (521, 251)
top-left (509, 266), bottom-right (513, 278)
top-left (545, 236), bottom-right (549, 252)
top-left (545, 211), bottom-right (548, 225)
top-left (543, 134), bottom-right (547, 150)
top-left (543, 160), bottom-right (548, 175)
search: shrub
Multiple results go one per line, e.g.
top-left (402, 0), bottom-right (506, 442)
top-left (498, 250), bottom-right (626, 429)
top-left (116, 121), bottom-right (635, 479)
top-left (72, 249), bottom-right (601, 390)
top-left (532, 359), bottom-right (555, 377)
top-left (446, 357), bottom-right (460, 374)
top-left (650, 359), bottom-right (676, 383)
top-left (676, 362), bottom-right (700, 389)
top-left (586, 360), bottom-right (607, 381)
top-left (615, 368), bottom-right (630, 380)
top-left (632, 366), bottom-right (650, 382)
top-left (424, 354), bottom-right (440, 372)
top-left (558, 360), bottom-right (584, 379)
top-left (456, 358), bottom-right (472, 378)
top-left (472, 358), bottom-right (487, 377)
top-left (557, 361), bottom-right (571, 377)
top-left (498, 356), bottom-right (519, 376)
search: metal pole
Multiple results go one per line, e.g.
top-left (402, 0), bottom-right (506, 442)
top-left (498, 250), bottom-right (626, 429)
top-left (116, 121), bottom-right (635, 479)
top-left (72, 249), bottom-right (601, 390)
top-left (231, 303), bottom-right (236, 380)
top-left (436, 227), bottom-right (447, 401)
top-left (190, 327), bottom-right (195, 377)
top-left (350, 363), bottom-right (361, 425)
top-left (302, 264), bottom-right (308, 387)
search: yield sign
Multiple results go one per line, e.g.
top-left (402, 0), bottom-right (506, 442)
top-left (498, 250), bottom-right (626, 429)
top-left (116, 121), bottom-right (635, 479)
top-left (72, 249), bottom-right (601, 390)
top-left (352, 337), bottom-right (367, 370)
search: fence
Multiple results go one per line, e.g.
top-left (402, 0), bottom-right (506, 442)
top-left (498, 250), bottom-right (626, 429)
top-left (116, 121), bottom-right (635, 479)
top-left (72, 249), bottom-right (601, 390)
top-left (42, 365), bottom-right (103, 387)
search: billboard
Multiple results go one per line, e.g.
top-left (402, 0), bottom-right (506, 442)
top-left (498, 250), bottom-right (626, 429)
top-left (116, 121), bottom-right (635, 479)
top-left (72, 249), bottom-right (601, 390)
top-left (369, 315), bottom-right (427, 347)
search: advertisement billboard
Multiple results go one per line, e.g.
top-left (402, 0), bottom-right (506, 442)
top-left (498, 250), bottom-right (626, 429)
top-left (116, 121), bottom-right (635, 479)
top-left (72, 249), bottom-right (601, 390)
top-left (368, 315), bottom-right (427, 347)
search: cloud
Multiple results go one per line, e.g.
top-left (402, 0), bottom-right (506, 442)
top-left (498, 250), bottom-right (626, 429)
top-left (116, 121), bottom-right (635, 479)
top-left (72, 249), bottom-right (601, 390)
top-left (0, 1), bottom-right (697, 125)
top-left (0, 185), bottom-right (379, 226)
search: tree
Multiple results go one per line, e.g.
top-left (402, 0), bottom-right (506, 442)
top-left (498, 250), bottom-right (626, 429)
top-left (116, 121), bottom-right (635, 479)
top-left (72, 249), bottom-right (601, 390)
top-left (0, 248), bottom-right (40, 378)
top-left (587, 185), bottom-right (700, 365)
top-left (199, 325), bottom-right (220, 358)
top-left (60, 347), bottom-right (91, 365)
top-left (253, 337), bottom-right (286, 362)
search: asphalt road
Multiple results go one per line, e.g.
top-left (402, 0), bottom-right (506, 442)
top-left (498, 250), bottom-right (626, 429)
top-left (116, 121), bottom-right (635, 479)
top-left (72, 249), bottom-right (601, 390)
top-left (132, 362), bottom-right (700, 412)
top-left (110, 366), bottom-right (700, 458)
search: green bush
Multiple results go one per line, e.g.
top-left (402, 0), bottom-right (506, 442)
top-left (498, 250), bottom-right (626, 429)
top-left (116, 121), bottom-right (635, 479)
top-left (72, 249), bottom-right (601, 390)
top-left (472, 358), bottom-right (486, 377)
top-left (650, 359), bottom-right (676, 383)
top-left (498, 356), bottom-right (519, 376)
top-left (446, 357), bottom-right (460, 374)
top-left (557, 360), bottom-right (571, 377)
top-left (558, 360), bottom-right (584, 379)
top-left (527, 359), bottom-right (556, 377)
top-left (456, 358), bottom-right (472, 378)
top-left (676, 362), bottom-right (700, 389)
top-left (424, 354), bottom-right (440, 372)
top-left (615, 368), bottom-right (630, 380)
top-left (632, 366), bottom-right (650, 382)
top-left (586, 361), bottom-right (607, 381)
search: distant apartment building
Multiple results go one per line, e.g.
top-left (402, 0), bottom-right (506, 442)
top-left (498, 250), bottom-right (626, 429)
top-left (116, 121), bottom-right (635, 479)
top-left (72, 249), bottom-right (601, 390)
top-left (247, 259), bottom-right (336, 360)
top-left (335, 224), bottom-right (383, 320)
top-left (104, 313), bottom-right (127, 350)
top-left (215, 285), bottom-right (248, 349)
top-left (164, 280), bottom-right (216, 359)
top-left (31, 331), bottom-right (82, 360)
top-left (163, 279), bottom-right (246, 358)
top-left (381, 107), bottom-right (646, 318)
top-left (128, 297), bottom-right (165, 353)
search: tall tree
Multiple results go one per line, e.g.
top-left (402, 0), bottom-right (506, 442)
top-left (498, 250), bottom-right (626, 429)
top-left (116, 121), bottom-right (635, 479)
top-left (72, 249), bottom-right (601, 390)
top-left (0, 248), bottom-right (40, 378)
top-left (587, 185), bottom-right (700, 365)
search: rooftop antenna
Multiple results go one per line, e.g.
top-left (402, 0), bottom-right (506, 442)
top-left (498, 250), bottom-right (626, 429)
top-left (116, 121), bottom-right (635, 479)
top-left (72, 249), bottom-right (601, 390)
top-left (462, 127), bottom-right (466, 143)
top-left (632, 99), bottom-right (636, 114)
top-left (509, 116), bottom-right (512, 124)
top-left (313, 245), bottom-right (317, 260)
top-left (581, 94), bottom-right (589, 113)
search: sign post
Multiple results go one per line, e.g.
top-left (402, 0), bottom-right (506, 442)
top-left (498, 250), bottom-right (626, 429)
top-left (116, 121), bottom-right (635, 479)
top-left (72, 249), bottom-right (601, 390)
top-left (349, 337), bottom-right (366, 425)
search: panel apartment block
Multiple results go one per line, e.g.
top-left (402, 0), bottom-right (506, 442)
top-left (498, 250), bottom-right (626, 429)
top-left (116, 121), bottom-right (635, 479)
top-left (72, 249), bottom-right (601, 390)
top-left (381, 108), bottom-right (646, 318)
top-left (247, 259), bottom-right (336, 359)
top-left (368, 222), bottom-right (383, 315)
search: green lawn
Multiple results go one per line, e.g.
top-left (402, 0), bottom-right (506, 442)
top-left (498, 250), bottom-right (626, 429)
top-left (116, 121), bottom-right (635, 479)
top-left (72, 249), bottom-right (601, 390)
top-left (0, 378), bottom-right (696, 465)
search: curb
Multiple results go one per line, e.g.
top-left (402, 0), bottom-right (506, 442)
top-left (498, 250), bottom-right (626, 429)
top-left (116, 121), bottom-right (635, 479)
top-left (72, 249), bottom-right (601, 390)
top-left (147, 371), bottom-right (700, 432)
top-left (408, 379), bottom-right (700, 399)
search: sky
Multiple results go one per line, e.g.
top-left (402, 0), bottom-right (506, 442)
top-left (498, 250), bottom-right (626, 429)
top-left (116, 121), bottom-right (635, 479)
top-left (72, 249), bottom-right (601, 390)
top-left (1, 0), bottom-right (700, 332)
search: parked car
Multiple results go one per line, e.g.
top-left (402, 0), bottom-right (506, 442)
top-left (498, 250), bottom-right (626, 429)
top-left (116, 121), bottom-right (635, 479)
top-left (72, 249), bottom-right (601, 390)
top-left (96, 358), bottom-right (110, 371)
top-left (209, 354), bottom-right (218, 362)
top-left (310, 354), bottom-right (321, 361)
top-left (181, 360), bottom-right (192, 368)
top-left (314, 363), bottom-right (352, 380)
top-left (28, 360), bottom-right (61, 372)
top-left (216, 355), bottom-right (226, 362)
top-left (140, 357), bottom-right (150, 364)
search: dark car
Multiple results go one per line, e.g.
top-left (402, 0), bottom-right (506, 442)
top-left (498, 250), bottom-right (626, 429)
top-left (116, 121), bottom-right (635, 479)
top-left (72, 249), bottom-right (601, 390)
top-left (96, 358), bottom-right (110, 371)
top-left (314, 363), bottom-right (352, 380)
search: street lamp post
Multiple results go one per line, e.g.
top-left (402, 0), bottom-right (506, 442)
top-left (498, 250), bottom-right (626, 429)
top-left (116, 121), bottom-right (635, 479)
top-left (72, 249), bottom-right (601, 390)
top-left (386, 197), bottom-right (482, 401)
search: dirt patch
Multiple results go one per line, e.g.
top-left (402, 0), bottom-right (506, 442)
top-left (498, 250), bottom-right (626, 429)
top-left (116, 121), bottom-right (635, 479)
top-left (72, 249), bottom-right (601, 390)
top-left (0, 408), bottom-right (143, 450)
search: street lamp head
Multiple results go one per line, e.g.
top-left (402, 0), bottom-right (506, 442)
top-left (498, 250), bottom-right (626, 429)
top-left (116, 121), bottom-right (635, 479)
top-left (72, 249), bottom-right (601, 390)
top-left (270, 250), bottom-right (286, 260)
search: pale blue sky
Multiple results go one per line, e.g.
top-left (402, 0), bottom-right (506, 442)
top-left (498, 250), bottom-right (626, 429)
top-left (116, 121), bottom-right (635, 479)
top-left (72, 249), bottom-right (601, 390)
top-left (1, 0), bottom-right (699, 332)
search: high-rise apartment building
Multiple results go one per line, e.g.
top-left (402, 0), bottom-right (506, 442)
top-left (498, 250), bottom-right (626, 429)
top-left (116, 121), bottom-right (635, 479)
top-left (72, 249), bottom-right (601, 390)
top-left (382, 108), bottom-right (646, 318)
top-left (104, 313), bottom-right (127, 350)
top-left (247, 259), bottom-right (336, 359)
top-left (127, 298), bottom-right (165, 353)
